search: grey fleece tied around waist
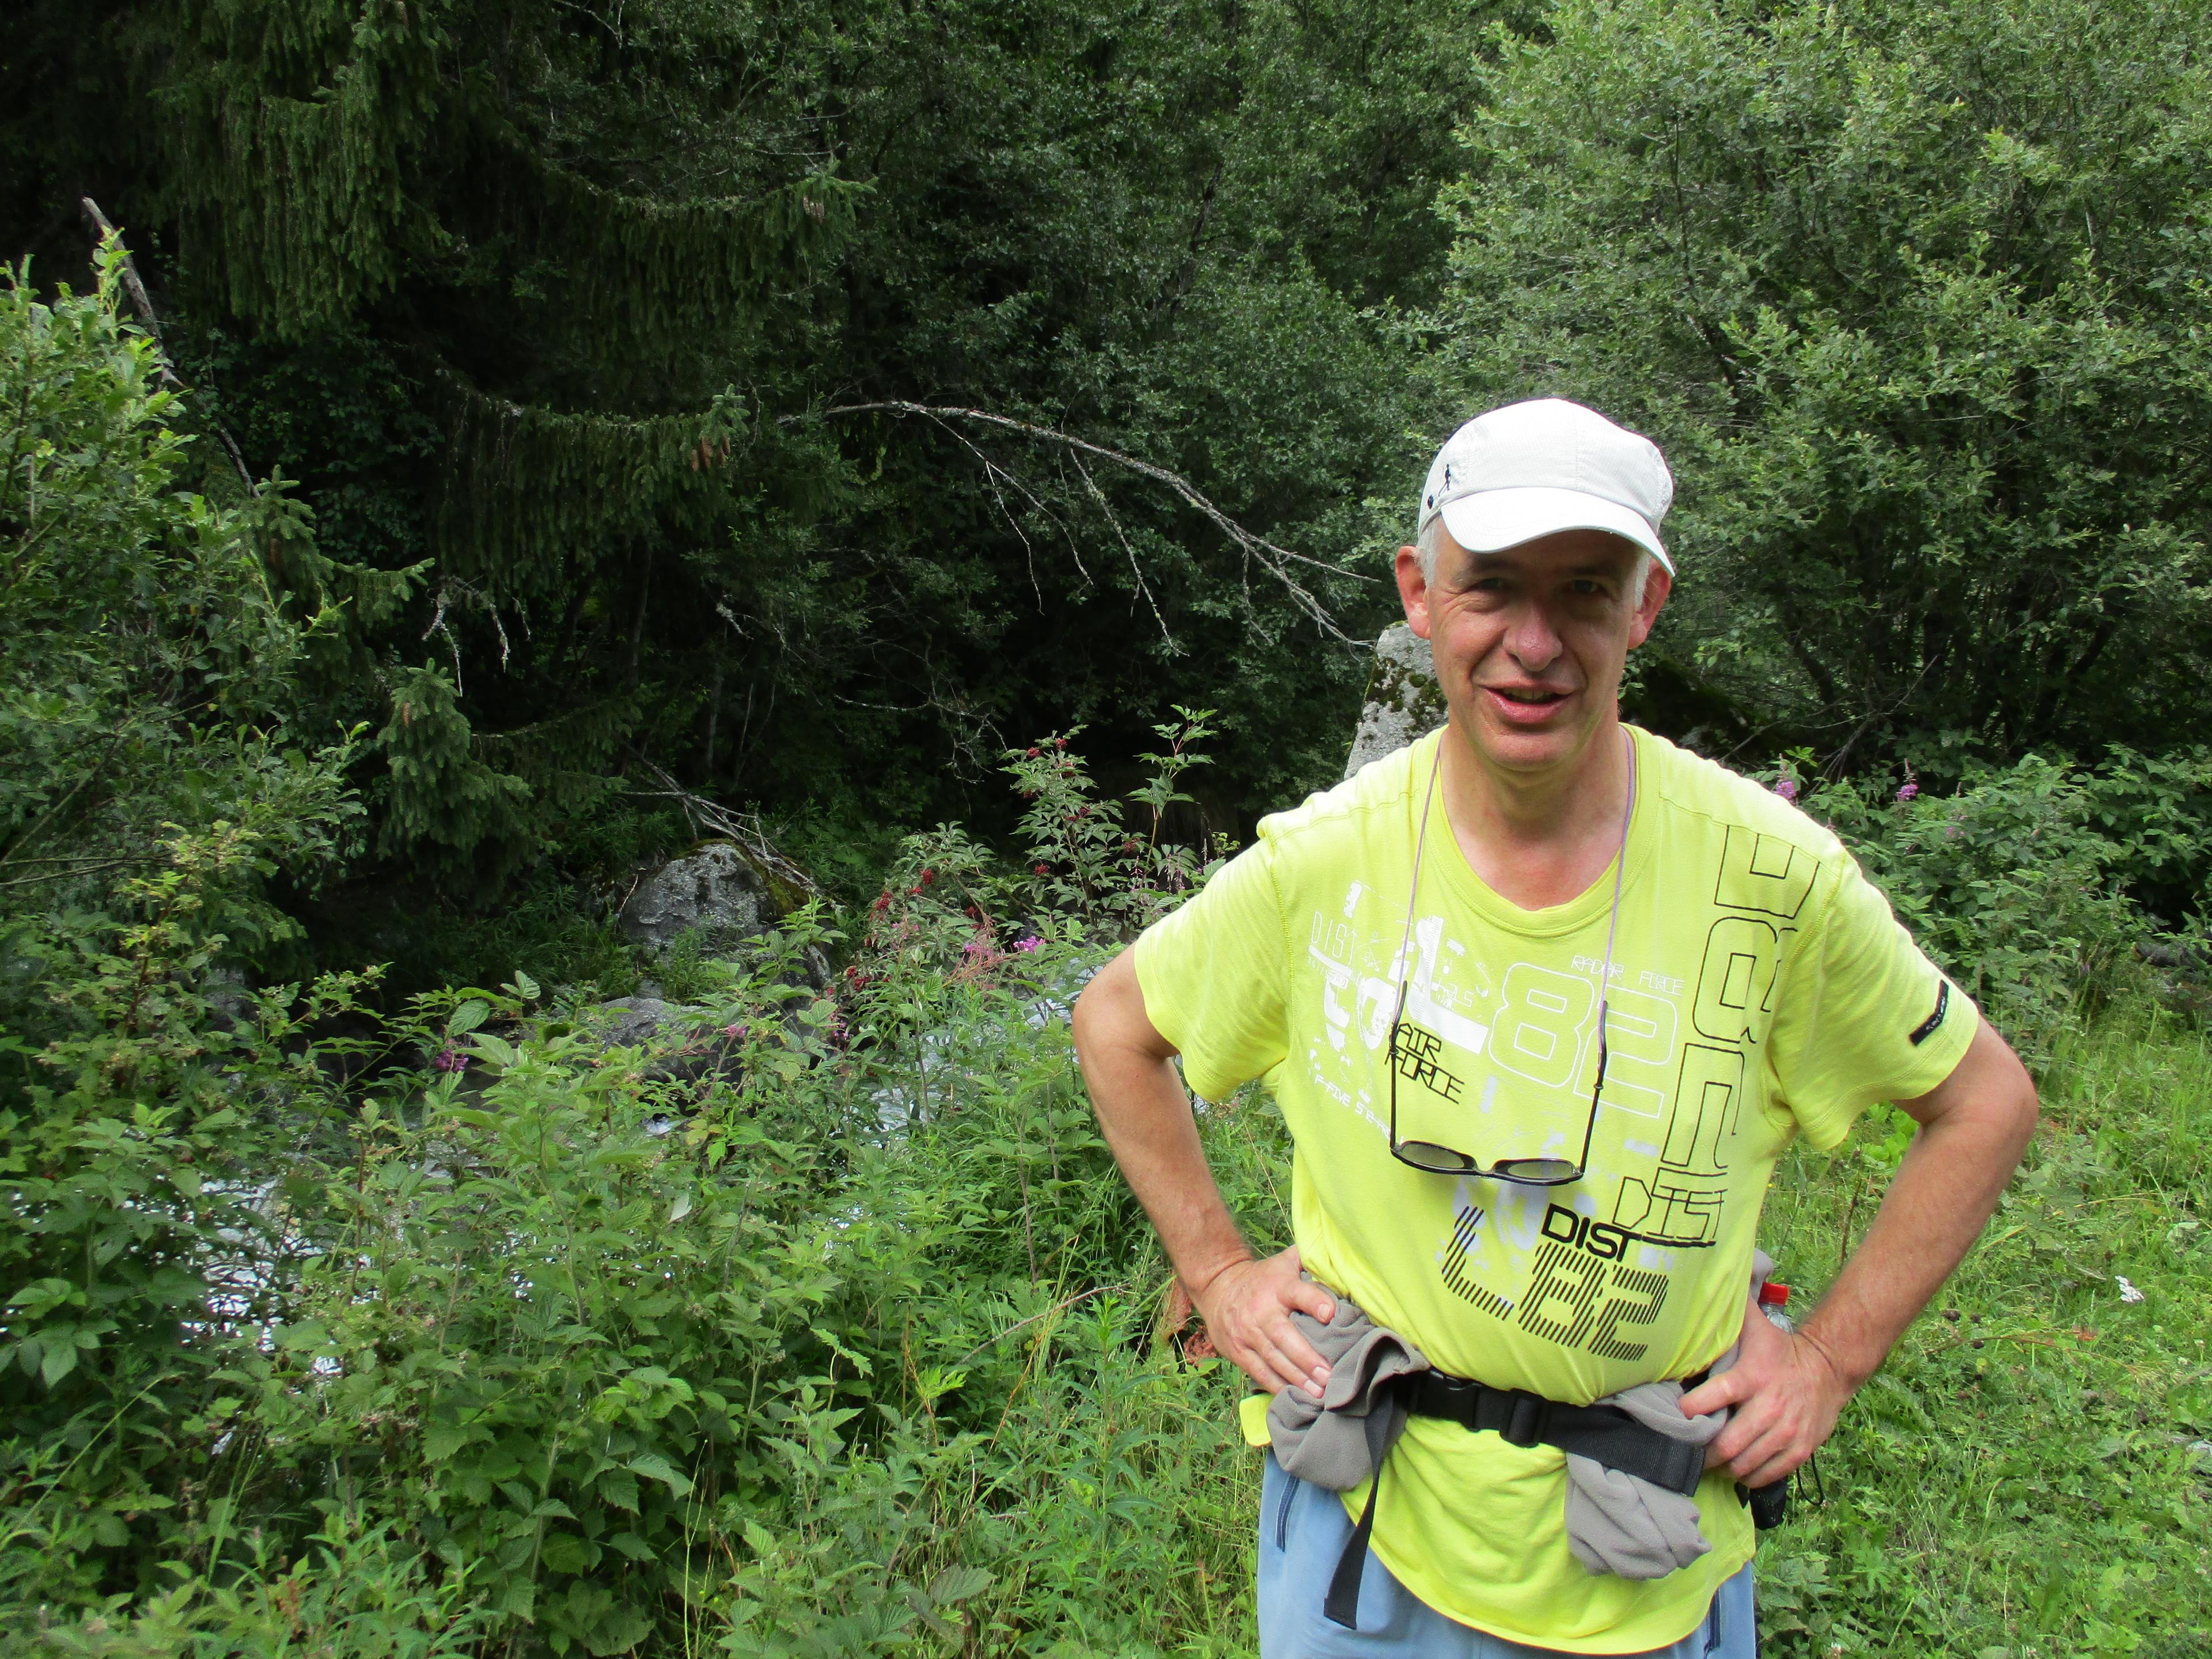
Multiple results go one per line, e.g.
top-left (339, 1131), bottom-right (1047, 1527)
top-left (1266, 1254), bottom-right (1770, 1581)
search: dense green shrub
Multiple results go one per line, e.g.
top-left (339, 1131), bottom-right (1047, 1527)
top-left (1795, 747), bottom-right (2212, 1055)
top-left (0, 254), bottom-right (381, 1490)
top-left (0, 252), bottom-right (373, 987)
top-left (1441, 0), bottom-right (2212, 769)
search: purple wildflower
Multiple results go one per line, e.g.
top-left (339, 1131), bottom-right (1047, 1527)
top-left (432, 1045), bottom-right (466, 1074)
top-left (1013, 935), bottom-right (1042, 953)
top-left (722, 1022), bottom-right (748, 1040)
top-left (1896, 780), bottom-right (1920, 804)
top-left (1774, 777), bottom-right (1799, 802)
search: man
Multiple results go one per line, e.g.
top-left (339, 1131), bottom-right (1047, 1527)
top-left (1071, 398), bottom-right (2039, 1657)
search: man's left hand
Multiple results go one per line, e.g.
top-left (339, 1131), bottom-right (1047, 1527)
top-left (1679, 1296), bottom-right (1854, 1489)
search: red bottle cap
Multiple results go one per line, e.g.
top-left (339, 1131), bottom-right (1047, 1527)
top-left (1758, 1281), bottom-right (1791, 1307)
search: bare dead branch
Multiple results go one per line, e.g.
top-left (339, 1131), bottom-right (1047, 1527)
top-left (627, 760), bottom-right (820, 899)
top-left (806, 401), bottom-right (1373, 642)
top-left (78, 198), bottom-right (257, 495)
top-left (1067, 446), bottom-right (1176, 654)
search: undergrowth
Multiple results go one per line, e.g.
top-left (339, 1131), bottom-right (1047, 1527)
top-left (2, 711), bottom-right (2207, 1656)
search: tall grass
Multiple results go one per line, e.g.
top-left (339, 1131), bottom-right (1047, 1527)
top-left (1756, 1002), bottom-right (2212, 1655)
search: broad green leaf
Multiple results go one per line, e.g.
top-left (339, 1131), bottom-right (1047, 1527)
top-left (539, 1532), bottom-right (592, 1574)
top-left (628, 1452), bottom-right (693, 1497)
top-left (929, 1565), bottom-right (994, 1605)
top-left (424, 1421), bottom-right (476, 1462)
top-left (39, 1343), bottom-right (77, 1387)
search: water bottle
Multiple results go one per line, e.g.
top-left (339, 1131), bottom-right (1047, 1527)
top-left (1747, 1280), bottom-right (1793, 1529)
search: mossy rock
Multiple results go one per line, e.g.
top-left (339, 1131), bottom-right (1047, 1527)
top-left (617, 839), bottom-right (779, 953)
top-left (1343, 624), bottom-right (1446, 780)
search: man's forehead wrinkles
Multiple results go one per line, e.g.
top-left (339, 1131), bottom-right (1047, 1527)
top-left (1457, 549), bottom-right (1637, 579)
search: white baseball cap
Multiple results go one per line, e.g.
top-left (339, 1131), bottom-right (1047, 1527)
top-left (1416, 397), bottom-right (1675, 574)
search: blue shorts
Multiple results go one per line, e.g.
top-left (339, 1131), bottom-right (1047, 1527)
top-left (1258, 1452), bottom-right (1756, 1658)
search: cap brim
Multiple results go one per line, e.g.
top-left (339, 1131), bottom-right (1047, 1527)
top-left (1438, 487), bottom-right (1672, 574)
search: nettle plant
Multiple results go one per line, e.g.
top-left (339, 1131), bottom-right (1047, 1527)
top-left (844, 708), bottom-right (1226, 1037)
top-left (1008, 707), bottom-right (1222, 936)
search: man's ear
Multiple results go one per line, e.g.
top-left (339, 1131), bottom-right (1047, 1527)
top-left (1395, 545), bottom-right (1431, 639)
top-left (1626, 562), bottom-right (1672, 650)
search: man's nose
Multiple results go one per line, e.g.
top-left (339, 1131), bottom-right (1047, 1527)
top-left (1504, 602), bottom-right (1565, 673)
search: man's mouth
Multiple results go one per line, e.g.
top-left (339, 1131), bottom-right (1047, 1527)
top-left (1484, 685), bottom-right (1571, 707)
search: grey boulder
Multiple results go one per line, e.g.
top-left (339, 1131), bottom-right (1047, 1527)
top-left (1343, 623), bottom-right (1446, 781)
top-left (618, 840), bottom-right (775, 953)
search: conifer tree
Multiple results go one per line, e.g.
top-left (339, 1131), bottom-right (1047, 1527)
top-left (3, 0), bottom-right (1501, 911)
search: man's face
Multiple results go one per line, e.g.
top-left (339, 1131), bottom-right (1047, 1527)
top-left (1395, 527), bottom-right (1669, 778)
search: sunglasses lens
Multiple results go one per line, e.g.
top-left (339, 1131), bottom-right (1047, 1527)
top-left (1395, 1139), bottom-right (1481, 1173)
top-left (1493, 1157), bottom-right (1581, 1184)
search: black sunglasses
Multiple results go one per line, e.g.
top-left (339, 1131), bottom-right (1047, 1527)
top-left (1385, 731), bottom-right (1635, 1186)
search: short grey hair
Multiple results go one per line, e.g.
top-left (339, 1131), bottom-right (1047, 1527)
top-left (1416, 518), bottom-right (1657, 605)
top-left (1415, 515), bottom-right (1450, 581)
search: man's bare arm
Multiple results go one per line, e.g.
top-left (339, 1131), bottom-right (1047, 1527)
top-left (1071, 947), bottom-right (1335, 1395)
top-left (1684, 1014), bottom-right (2039, 1485)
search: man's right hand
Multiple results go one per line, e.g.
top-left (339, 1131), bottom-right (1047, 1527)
top-left (1074, 950), bottom-right (1339, 1398)
top-left (1191, 1245), bottom-right (1339, 1396)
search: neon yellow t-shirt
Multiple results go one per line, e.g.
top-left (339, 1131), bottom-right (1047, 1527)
top-left (1134, 725), bottom-right (1975, 1653)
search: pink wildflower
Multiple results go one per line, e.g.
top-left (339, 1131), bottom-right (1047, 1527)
top-left (432, 1045), bottom-right (466, 1074)
top-left (1896, 780), bottom-right (1920, 803)
top-left (1013, 935), bottom-right (1042, 953)
top-left (1774, 777), bottom-right (1799, 802)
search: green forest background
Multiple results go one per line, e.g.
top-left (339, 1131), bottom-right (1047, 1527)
top-left (2, 0), bottom-right (2210, 1654)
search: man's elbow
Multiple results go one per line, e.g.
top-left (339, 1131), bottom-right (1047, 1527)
top-left (1912, 1020), bottom-right (2040, 1162)
top-left (1071, 947), bottom-right (1138, 1066)
top-left (1982, 1030), bottom-right (2041, 1156)
top-left (1073, 946), bottom-right (1174, 1083)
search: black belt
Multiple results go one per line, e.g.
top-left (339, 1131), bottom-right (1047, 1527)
top-left (1322, 1369), bottom-right (1711, 1629)
top-left (1406, 1373), bottom-right (1708, 1497)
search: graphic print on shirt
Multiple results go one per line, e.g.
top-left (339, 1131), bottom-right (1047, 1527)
top-left (1308, 823), bottom-right (1821, 1362)
top-left (1611, 827), bottom-right (1817, 1252)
